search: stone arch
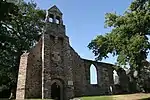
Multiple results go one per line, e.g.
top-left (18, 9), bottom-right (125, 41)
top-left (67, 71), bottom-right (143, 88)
top-left (51, 79), bottom-right (64, 100)
top-left (90, 64), bottom-right (98, 84)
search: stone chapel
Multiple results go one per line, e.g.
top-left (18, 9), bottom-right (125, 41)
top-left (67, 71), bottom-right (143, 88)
top-left (16, 5), bottom-right (116, 100)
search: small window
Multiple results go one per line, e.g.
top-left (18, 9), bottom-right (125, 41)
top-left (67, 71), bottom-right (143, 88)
top-left (49, 14), bottom-right (54, 22)
top-left (56, 16), bottom-right (60, 24)
top-left (110, 86), bottom-right (113, 93)
top-left (90, 64), bottom-right (98, 84)
top-left (49, 17), bottom-right (53, 22)
top-left (56, 19), bottom-right (60, 24)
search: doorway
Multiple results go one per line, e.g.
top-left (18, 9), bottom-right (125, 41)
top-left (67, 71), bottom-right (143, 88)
top-left (51, 82), bottom-right (60, 100)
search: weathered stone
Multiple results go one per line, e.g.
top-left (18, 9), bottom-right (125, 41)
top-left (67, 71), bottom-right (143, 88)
top-left (16, 5), bottom-right (116, 100)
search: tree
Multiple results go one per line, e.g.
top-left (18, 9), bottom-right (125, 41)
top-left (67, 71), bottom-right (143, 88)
top-left (0, 0), bottom-right (19, 21)
top-left (0, 0), bottom-right (19, 98)
top-left (0, 0), bottom-right (46, 98)
top-left (88, 0), bottom-right (150, 91)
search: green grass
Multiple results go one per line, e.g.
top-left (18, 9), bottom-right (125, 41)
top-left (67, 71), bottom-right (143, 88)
top-left (13, 93), bottom-right (150, 100)
top-left (80, 96), bottom-right (113, 100)
top-left (80, 93), bottom-right (150, 100)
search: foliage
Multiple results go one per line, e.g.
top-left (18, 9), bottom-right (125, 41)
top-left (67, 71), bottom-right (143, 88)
top-left (0, 0), bottom-right (19, 97)
top-left (88, 0), bottom-right (150, 72)
top-left (88, 0), bottom-right (150, 93)
top-left (0, 0), bottom-right (46, 98)
top-left (0, 0), bottom-right (19, 21)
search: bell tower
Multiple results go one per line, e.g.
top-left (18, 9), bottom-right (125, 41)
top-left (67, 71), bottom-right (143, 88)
top-left (47, 5), bottom-right (63, 24)
top-left (44, 5), bottom-right (66, 35)
top-left (42, 5), bottom-right (74, 100)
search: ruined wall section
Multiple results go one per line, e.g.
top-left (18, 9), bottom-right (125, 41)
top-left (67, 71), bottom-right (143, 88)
top-left (24, 38), bottom-right (42, 98)
top-left (16, 37), bottom-right (42, 99)
top-left (82, 59), bottom-right (114, 95)
top-left (16, 53), bottom-right (29, 99)
top-left (69, 47), bottom-right (86, 97)
top-left (116, 68), bottom-right (130, 93)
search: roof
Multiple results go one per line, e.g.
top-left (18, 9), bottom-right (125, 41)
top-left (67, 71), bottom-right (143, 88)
top-left (48, 5), bottom-right (63, 15)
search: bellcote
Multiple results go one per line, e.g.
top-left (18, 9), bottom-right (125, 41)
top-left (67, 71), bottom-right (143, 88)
top-left (46, 5), bottom-right (63, 25)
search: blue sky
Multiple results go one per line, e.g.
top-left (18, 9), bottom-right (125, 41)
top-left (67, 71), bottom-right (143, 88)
top-left (25, 0), bottom-right (133, 65)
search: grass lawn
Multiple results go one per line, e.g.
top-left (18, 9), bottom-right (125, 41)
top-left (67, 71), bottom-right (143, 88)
top-left (80, 96), bottom-right (113, 100)
top-left (80, 93), bottom-right (150, 100)
top-left (13, 93), bottom-right (150, 100)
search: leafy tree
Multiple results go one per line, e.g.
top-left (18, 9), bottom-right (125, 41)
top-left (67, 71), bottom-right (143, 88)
top-left (88, 0), bottom-right (150, 90)
top-left (0, 0), bottom-right (19, 98)
top-left (0, 0), bottom-right (46, 98)
top-left (0, 0), bottom-right (19, 21)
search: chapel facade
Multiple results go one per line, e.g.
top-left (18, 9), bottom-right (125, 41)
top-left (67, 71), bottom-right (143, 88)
top-left (16, 5), bottom-right (116, 100)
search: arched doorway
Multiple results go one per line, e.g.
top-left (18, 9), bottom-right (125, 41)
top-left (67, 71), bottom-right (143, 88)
top-left (51, 79), bottom-right (63, 100)
top-left (51, 82), bottom-right (60, 100)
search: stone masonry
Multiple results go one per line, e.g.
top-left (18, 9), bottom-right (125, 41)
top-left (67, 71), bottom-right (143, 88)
top-left (16, 5), bottom-right (117, 100)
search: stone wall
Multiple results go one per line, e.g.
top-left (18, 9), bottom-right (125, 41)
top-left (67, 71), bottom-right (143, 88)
top-left (43, 23), bottom-right (74, 99)
top-left (82, 59), bottom-right (114, 96)
top-left (70, 47), bottom-right (86, 97)
top-left (16, 5), bottom-right (117, 100)
top-left (16, 53), bottom-right (29, 99)
top-left (62, 37), bottom-right (74, 99)
top-left (113, 68), bottom-right (130, 94)
top-left (25, 38), bottom-right (42, 98)
top-left (16, 38), bottom-right (42, 99)
top-left (68, 46), bottom-right (114, 97)
top-left (16, 24), bottom-right (115, 100)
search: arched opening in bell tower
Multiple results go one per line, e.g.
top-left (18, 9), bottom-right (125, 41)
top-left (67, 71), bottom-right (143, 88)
top-left (48, 5), bottom-right (63, 25)
top-left (56, 16), bottom-right (60, 24)
top-left (49, 14), bottom-right (54, 22)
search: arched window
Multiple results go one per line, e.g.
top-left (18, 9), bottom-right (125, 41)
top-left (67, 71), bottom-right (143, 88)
top-left (90, 64), bottom-right (98, 84)
top-left (113, 70), bottom-right (119, 84)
